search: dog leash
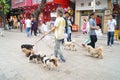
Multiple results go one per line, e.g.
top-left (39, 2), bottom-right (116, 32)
top-left (34, 34), bottom-right (46, 46)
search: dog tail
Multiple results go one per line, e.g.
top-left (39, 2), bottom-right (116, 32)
top-left (50, 59), bottom-right (58, 67)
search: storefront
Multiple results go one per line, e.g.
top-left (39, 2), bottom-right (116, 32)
top-left (11, 0), bottom-right (70, 21)
top-left (75, 0), bottom-right (112, 33)
top-left (31, 0), bottom-right (70, 21)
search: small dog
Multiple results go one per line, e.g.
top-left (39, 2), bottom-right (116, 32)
top-left (22, 48), bottom-right (34, 57)
top-left (64, 40), bottom-right (76, 51)
top-left (29, 54), bottom-right (41, 63)
top-left (21, 44), bottom-right (34, 50)
top-left (86, 45), bottom-right (103, 59)
top-left (41, 55), bottom-right (58, 70)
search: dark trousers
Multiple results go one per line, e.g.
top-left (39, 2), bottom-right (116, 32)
top-left (88, 35), bottom-right (97, 48)
top-left (33, 29), bottom-right (37, 36)
top-left (107, 32), bottom-right (114, 46)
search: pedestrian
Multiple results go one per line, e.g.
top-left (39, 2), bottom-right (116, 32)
top-left (9, 17), bottom-right (13, 29)
top-left (87, 12), bottom-right (99, 48)
top-left (20, 17), bottom-right (23, 32)
top-left (25, 17), bottom-right (32, 37)
top-left (42, 8), bottom-right (66, 62)
top-left (41, 21), bottom-right (48, 34)
top-left (31, 17), bottom-right (38, 36)
top-left (81, 19), bottom-right (87, 34)
top-left (62, 12), bottom-right (70, 44)
top-left (107, 14), bottom-right (116, 46)
top-left (96, 15), bottom-right (101, 29)
top-left (31, 18), bottom-right (34, 35)
top-left (82, 17), bottom-right (91, 47)
top-left (67, 16), bottom-right (72, 42)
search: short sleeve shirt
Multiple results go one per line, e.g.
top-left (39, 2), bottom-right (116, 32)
top-left (54, 17), bottom-right (65, 40)
top-left (25, 19), bottom-right (32, 28)
top-left (89, 18), bottom-right (97, 35)
top-left (107, 19), bottom-right (116, 32)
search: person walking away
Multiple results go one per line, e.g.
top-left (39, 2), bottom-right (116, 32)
top-left (81, 19), bottom-right (87, 34)
top-left (87, 12), bottom-right (99, 48)
top-left (42, 8), bottom-right (66, 62)
top-left (25, 17), bottom-right (32, 37)
top-left (82, 17), bottom-right (91, 47)
top-left (67, 16), bottom-right (72, 42)
top-left (32, 17), bottom-right (38, 36)
top-left (107, 14), bottom-right (116, 46)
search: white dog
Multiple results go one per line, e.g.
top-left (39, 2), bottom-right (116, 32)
top-left (64, 39), bottom-right (76, 51)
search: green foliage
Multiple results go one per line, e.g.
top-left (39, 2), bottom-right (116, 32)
top-left (0, 0), bottom-right (10, 15)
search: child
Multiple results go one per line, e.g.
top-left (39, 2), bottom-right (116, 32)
top-left (82, 18), bottom-right (91, 47)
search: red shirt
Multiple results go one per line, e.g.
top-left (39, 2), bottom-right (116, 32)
top-left (96, 17), bottom-right (101, 24)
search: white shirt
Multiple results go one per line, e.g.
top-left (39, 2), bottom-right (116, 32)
top-left (25, 19), bottom-right (32, 28)
top-left (107, 19), bottom-right (116, 32)
top-left (41, 24), bottom-right (48, 33)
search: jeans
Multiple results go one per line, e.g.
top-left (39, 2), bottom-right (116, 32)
top-left (67, 33), bottom-right (71, 42)
top-left (107, 32), bottom-right (114, 46)
top-left (88, 35), bottom-right (97, 48)
top-left (26, 27), bottom-right (31, 37)
top-left (54, 39), bottom-right (65, 62)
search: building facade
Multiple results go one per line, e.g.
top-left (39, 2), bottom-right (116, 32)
top-left (11, 0), bottom-right (70, 21)
top-left (75, 0), bottom-right (113, 33)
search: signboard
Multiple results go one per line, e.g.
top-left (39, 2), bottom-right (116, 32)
top-left (76, 0), bottom-right (108, 10)
top-left (15, 0), bottom-right (24, 4)
top-left (32, 0), bottom-right (53, 5)
top-left (50, 12), bottom-right (57, 17)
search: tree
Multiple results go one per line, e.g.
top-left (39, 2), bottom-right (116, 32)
top-left (0, 0), bottom-right (10, 29)
top-left (32, 0), bottom-right (47, 20)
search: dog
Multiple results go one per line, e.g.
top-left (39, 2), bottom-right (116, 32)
top-left (64, 40), bottom-right (76, 51)
top-left (41, 55), bottom-right (58, 70)
top-left (22, 48), bottom-right (34, 57)
top-left (86, 45), bottom-right (103, 59)
top-left (21, 44), bottom-right (34, 50)
top-left (29, 54), bottom-right (41, 63)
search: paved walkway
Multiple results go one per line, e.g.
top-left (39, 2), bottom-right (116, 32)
top-left (0, 30), bottom-right (120, 80)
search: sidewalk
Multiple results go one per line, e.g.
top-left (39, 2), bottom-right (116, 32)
top-left (0, 30), bottom-right (120, 80)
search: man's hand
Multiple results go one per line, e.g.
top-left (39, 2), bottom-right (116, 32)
top-left (96, 26), bottom-right (100, 30)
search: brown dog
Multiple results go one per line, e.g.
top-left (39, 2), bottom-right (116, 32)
top-left (86, 45), bottom-right (103, 59)
top-left (22, 48), bottom-right (34, 57)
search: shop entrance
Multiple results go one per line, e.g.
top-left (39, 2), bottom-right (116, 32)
top-left (80, 11), bottom-right (104, 32)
